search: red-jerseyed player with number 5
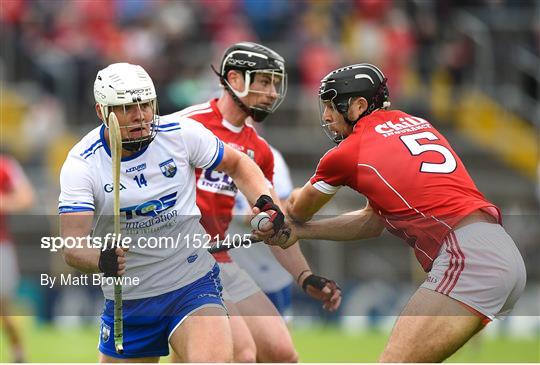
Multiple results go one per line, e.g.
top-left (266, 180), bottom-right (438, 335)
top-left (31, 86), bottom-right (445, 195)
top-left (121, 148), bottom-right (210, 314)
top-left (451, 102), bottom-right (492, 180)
top-left (265, 63), bottom-right (527, 362)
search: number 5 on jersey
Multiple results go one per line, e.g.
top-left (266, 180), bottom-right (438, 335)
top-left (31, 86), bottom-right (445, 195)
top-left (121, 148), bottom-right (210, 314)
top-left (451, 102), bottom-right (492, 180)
top-left (400, 132), bottom-right (457, 174)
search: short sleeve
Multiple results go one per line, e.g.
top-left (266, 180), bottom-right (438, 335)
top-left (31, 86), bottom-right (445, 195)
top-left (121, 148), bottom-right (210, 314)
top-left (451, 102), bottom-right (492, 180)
top-left (270, 147), bottom-right (293, 199)
top-left (58, 154), bottom-right (95, 214)
top-left (309, 146), bottom-right (353, 195)
top-left (180, 118), bottom-right (224, 170)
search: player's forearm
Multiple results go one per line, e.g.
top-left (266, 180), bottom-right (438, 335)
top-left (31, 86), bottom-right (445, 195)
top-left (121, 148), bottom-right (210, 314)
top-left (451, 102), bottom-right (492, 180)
top-left (227, 154), bottom-right (272, 205)
top-left (267, 193), bottom-right (311, 280)
top-left (286, 182), bottom-right (334, 223)
top-left (59, 212), bottom-right (99, 273)
top-left (295, 209), bottom-right (384, 241)
top-left (62, 247), bottom-right (101, 273)
top-left (286, 191), bottom-right (316, 223)
top-left (270, 243), bottom-right (311, 284)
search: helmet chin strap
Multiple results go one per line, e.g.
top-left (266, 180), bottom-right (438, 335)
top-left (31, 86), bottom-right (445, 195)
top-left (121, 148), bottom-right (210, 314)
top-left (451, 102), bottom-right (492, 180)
top-left (335, 99), bottom-right (361, 126)
top-left (344, 107), bottom-right (371, 125)
top-left (342, 113), bottom-right (360, 126)
top-left (338, 97), bottom-right (379, 126)
top-left (211, 65), bottom-right (269, 123)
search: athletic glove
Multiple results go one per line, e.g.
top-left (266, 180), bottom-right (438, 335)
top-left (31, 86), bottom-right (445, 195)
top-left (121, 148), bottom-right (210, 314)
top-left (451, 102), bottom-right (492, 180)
top-left (300, 273), bottom-right (342, 311)
top-left (98, 247), bottom-right (120, 277)
top-left (253, 194), bottom-right (285, 233)
top-left (302, 274), bottom-right (341, 293)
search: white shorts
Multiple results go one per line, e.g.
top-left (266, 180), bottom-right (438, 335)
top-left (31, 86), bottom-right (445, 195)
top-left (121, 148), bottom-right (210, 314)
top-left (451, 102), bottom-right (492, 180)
top-left (421, 222), bottom-right (526, 320)
top-left (219, 262), bottom-right (261, 303)
top-left (0, 243), bottom-right (20, 298)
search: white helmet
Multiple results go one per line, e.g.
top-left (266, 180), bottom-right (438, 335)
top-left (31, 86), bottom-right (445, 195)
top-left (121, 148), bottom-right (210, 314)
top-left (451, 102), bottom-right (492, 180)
top-left (94, 63), bottom-right (159, 151)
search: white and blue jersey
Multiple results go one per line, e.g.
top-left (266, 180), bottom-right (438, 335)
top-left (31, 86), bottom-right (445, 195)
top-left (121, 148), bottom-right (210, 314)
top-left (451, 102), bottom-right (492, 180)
top-left (59, 116), bottom-right (224, 300)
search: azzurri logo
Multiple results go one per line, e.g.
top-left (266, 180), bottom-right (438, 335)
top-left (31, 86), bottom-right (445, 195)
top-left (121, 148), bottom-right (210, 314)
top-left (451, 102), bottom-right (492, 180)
top-left (126, 163), bottom-right (146, 173)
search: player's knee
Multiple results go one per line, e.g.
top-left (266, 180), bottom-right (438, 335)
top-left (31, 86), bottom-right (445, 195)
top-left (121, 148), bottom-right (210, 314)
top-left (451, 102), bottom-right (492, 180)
top-left (234, 347), bottom-right (257, 363)
top-left (259, 342), bottom-right (298, 363)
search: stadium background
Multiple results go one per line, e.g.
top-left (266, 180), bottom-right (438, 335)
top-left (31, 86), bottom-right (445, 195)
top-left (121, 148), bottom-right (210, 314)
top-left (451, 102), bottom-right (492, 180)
top-left (0, 0), bottom-right (539, 362)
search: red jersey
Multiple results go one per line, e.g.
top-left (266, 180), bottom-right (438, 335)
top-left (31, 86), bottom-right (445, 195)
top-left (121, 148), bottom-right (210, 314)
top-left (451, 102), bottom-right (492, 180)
top-left (310, 110), bottom-right (500, 271)
top-left (0, 155), bottom-right (24, 243)
top-left (177, 99), bottom-right (274, 262)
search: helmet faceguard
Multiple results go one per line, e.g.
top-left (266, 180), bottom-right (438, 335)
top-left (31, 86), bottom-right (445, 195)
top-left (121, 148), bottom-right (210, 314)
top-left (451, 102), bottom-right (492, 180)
top-left (318, 63), bottom-right (390, 144)
top-left (94, 63), bottom-right (160, 152)
top-left (318, 99), bottom-right (348, 144)
top-left (212, 42), bottom-right (287, 122)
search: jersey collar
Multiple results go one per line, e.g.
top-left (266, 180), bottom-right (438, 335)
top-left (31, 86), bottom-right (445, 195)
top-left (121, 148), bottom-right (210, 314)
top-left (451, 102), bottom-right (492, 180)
top-left (210, 98), bottom-right (245, 133)
top-left (221, 119), bottom-right (244, 133)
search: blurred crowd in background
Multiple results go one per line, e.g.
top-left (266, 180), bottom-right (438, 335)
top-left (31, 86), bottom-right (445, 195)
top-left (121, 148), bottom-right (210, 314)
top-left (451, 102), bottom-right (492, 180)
top-left (0, 0), bottom-right (539, 332)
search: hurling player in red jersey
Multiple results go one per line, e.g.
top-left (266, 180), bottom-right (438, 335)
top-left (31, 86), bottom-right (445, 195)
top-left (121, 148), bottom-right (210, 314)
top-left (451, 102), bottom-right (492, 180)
top-left (262, 64), bottom-right (527, 362)
top-left (169, 42), bottom-right (341, 363)
top-left (0, 154), bottom-right (35, 362)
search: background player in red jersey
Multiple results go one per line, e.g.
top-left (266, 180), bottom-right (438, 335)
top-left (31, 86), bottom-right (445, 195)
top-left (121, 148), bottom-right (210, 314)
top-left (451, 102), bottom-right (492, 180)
top-left (262, 64), bottom-right (527, 362)
top-left (168, 42), bottom-right (341, 362)
top-left (0, 154), bottom-right (35, 362)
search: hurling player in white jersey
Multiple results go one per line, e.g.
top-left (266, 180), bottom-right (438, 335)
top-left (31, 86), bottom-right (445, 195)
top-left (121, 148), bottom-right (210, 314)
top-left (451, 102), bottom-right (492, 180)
top-left (58, 63), bottom-right (289, 362)
top-left (230, 146), bottom-right (294, 320)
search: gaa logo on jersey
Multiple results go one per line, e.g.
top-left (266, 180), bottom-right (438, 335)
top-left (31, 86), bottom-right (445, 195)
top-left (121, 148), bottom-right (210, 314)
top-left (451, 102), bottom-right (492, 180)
top-left (103, 182), bottom-right (127, 193)
top-left (100, 322), bottom-right (110, 343)
top-left (159, 158), bottom-right (177, 178)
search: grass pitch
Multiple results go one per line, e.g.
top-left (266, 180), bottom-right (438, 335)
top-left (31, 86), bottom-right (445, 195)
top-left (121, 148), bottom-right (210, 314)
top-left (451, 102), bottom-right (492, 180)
top-left (1, 318), bottom-right (538, 362)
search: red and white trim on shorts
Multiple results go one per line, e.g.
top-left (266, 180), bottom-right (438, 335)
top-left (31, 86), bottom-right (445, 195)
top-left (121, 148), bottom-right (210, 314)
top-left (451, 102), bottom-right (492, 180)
top-left (435, 231), bottom-right (465, 295)
top-left (434, 231), bottom-right (492, 325)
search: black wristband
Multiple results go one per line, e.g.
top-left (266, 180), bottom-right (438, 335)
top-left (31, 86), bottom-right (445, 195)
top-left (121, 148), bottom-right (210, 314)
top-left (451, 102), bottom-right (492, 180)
top-left (296, 269), bottom-right (312, 285)
top-left (98, 247), bottom-right (119, 277)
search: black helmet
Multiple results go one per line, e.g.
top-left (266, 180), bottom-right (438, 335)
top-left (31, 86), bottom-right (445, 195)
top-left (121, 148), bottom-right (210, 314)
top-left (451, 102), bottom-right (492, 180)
top-left (319, 63), bottom-right (390, 143)
top-left (212, 42), bottom-right (287, 122)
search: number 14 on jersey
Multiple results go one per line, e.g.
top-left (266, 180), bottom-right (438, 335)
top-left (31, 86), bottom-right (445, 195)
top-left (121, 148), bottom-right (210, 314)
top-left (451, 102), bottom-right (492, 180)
top-left (134, 173), bottom-right (148, 188)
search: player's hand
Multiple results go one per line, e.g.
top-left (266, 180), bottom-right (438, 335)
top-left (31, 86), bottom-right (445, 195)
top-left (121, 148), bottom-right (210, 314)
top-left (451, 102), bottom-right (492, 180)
top-left (262, 220), bottom-right (298, 249)
top-left (98, 243), bottom-right (128, 277)
top-left (298, 271), bottom-right (342, 312)
top-left (251, 195), bottom-right (285, 237)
